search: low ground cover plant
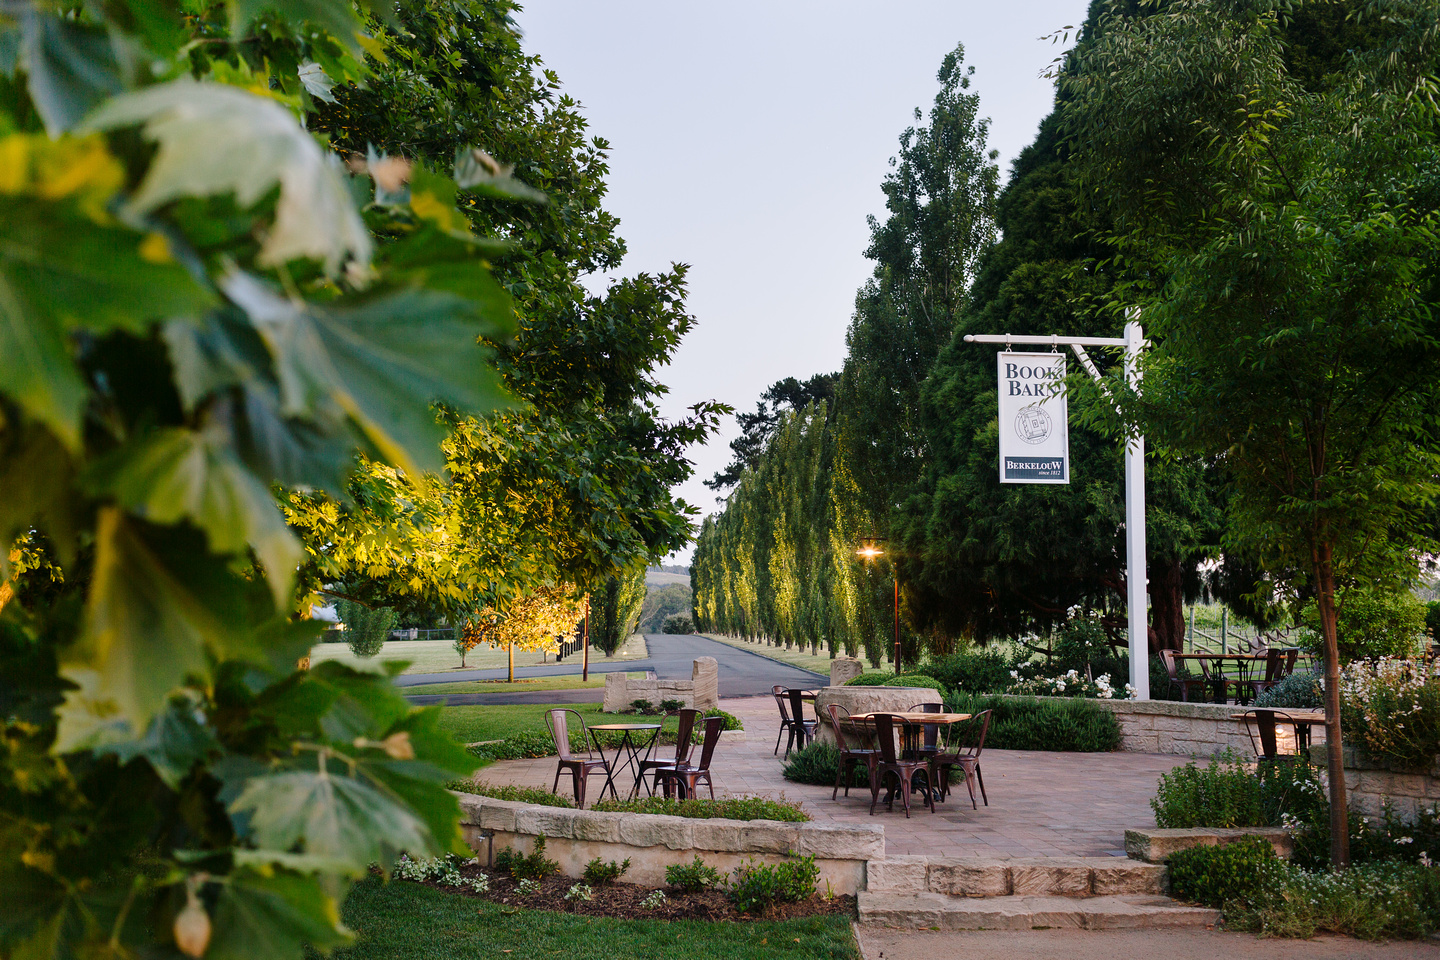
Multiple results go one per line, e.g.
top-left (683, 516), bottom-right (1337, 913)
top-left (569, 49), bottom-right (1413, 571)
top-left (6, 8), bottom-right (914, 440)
top-left (461, 784), bottom-right (576, 807)
top-left (494, 837), bottom-right (560, 881)
top-left (593, 795), bottom-right (809, 822)
top-left (583, 858), bottom-right (631, 885)
top-left (944, 693), bottom-right (1121, 751)
top-left (1151, 753), bottom-right (1325, 829)
top-left (729, 856), bottom-right (820, 913)
top-left (666, 855), bottom-right (724, 892)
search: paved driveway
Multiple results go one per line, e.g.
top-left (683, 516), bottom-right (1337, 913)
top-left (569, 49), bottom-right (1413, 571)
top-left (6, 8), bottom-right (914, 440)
top-left (401, 634), bottom-right (825, 706)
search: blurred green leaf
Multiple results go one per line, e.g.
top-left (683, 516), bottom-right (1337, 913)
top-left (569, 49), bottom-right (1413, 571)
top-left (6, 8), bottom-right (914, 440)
top-left (18, 11), bottom-right (122, 136)
top-left (453, 146), bottom-right (546, 203)
top-left (221, 271), bottom-right (513, 476)
top-left (85, 426), bottom-right (303, 605)
top-left (79, 80), bottom-right (371, 274)
top-left (0, 198), bottom-right (214, 447)
top-left (103, 695), bottom-right (219, 789)
top-left (208, 868), bottom-right (352, 960)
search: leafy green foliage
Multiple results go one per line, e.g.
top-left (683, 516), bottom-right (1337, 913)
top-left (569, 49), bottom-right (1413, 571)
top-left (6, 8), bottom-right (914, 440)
top-left (661, 614), bottom-right (694, 634)
top-left (1253, 671), bottom-right (1324, 709)
top-left (842, 673), bottom-right (895, 686)
top-left (582, 857), bottom-right (630, 886)
top-left (493, 837), bottom-right (559, 882)
top-left (664, 856), bottom-right (723, 893)
top-left (460, 784), bottom-right (573, 808)
top-left (337, 598), bottom-right (398, 657)
top-left (917, 650), bottom-right (1015, 695)
top-left (1168, 838), bottom-right (1282, 908)
top-left (589, 564), bottom-right (646, 656)
top-left (781, 742), bottom-right (870, 789)
top-left (729, 856), bottom-right (820, 914)
top-left (1299, 588), bottom-right (1428, 662)
top-left (1151, 754), bottom-right (1326, 830)
top-left (1427, 601), bottom-right (1440, 646)
top-left (638, 581), bottom-right (692, 634)
top-left (591, 796), bottom-right (809, 823)
top-left (944, 693), bottom-right (1121, 752)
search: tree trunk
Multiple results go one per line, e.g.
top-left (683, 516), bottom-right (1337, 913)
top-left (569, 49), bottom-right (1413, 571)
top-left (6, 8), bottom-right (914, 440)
top-left (508, 641), bottom-right (514, 684)
top-left (1149, 557), bottom-right (1186, 652)
top-left (1314, 540), bottom-right (1350, 868)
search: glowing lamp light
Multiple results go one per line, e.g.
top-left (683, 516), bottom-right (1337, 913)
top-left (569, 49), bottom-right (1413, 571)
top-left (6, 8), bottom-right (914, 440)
top-left (856, 545), bottom-right (883, 559)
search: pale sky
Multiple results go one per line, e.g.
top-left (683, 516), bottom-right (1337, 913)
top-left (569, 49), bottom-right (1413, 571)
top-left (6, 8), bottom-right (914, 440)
top-left (513, 1), bottom-right (1093, 561)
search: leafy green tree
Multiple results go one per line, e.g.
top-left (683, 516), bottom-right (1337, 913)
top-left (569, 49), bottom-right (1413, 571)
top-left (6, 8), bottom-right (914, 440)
top-left (336, 598), bottom-right (399, 658)
top-left (589, 564), bottom-right (647, 656)
top-left (662, 614), bottom-right (695, 634)
top-left (1063, 0), bottom-right (1440, 865)
top-left (639, 581), bottom-right (692, 633)
top-left (706, 373), bottom-right (838, 492)
top-left (0, 0), bottom-right (524, 954)
top-left (1299, 587), bottom-right (1428, 662)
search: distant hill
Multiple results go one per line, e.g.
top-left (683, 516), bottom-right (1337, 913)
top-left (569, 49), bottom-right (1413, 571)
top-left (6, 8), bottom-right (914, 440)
top-left (638, 582), bottom-right (692, 633)
top-left (645, 566), bottom-right (690, 587)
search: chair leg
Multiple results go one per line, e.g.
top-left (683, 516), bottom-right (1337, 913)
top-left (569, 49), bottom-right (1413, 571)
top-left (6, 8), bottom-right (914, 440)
top-left (976, 764), bottom-right (987, 806)
top-left (774, 724), bottom-right (785, 756)
top-left (552, 765), bottom-right (563, 795)
top-left (833, 757), bottom-right (845, 801)
top-left (573, 769), bottom-right (585, 809)
top-left (869, 770), bottom-right (884, 816)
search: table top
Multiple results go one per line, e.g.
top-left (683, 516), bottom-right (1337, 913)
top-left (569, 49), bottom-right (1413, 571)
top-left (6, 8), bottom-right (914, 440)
top-left (589, 723), bottom-right (662, 732)
top-left (851, 711), bottom-right (972, 724)
top-left (1174, 652), bottom-right (1268, 661)
top-left (1231, 708), bottom-right (1326, 722)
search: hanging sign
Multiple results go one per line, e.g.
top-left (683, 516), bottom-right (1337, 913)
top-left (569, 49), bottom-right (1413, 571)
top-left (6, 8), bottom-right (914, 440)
top-left (997, 351), bottom-right (1069, 484)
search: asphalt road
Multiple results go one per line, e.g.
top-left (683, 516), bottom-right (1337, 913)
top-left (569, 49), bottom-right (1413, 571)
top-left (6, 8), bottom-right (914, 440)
top-left (401, 633), bottom-right (825, 706)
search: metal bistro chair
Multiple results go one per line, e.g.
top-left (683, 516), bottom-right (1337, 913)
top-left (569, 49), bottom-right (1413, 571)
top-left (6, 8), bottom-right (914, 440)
top-left (1247, 648), bottom-right (1300, 700)
top-left (772, 685), bottom-right (816, 757)
top-left (868, 713), bottom-right (935, 819)
top-left (545, 708), bottom-right (615, 808)
top-left (1161, 649), bottom-right (1214, 703)
top-left (655, 715), bottom-right (724, 799)
top-left (825, 703), bottom-right (879, 800)
top-left (1239, 709), bottom-right (1309, 763)
top-left (931, 709), bottom-right (991, 809)
top-left (907, 702), bottom-right (944, 764)
top-left (639, 708), bottom-right (700, 795)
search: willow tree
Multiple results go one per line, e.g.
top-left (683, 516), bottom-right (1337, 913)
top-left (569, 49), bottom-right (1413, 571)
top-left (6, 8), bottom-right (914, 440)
top-left (1065, 0), bottom-right (1440, 866)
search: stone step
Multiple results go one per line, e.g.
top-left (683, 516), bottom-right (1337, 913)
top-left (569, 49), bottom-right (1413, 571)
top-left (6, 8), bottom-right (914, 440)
top-left (857, 891), bottom-right (1220, 931)
top-left (866, 856), bottom-right (1166, 897)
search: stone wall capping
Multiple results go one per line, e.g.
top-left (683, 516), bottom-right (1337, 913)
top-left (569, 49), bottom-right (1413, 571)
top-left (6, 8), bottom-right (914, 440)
top-left (1124, 826), bottom-right (1294, 863)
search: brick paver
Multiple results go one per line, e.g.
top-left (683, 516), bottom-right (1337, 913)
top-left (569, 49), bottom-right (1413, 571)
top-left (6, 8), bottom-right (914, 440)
top-left (468, 696), bottom-right (1192, 859)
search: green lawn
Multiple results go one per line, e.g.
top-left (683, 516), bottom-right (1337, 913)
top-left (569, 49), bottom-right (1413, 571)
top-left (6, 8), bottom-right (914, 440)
top-left (405, 673), bottom-right (643, 696)
top-left (310, 633), bottom-right (650, 677)
top-left (336, 878), bottom-right (860, 960)
top-left (436, 702), bottom-right (610, 744)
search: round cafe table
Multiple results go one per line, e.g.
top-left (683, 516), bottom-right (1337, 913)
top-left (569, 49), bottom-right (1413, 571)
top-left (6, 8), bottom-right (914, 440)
top-left (589, 723), bottom-right (662, 800)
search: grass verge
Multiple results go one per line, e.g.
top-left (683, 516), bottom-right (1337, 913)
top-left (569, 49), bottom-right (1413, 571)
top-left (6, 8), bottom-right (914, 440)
top-left (405, 673), bottom-right (643, 696)
top-left (436, 702), bottom-right (608, 745)
top-left (336, 877), bottom-right (860, 960)
top-left (695, 634), bottom-right (877, 677)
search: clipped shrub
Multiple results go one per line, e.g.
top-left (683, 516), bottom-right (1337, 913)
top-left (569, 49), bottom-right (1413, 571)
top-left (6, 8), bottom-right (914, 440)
top-left (884, 674), bottom-right (941, 688)
top-left (918, 650), bottom-right (1014, 695)
top-left (1300, 587), bottom-right (1427, 662)
top-left (1151, 753), bottom-right (1326, 830)
top-left (665, 855), bottom-right (722, 892)
top-left (780, 741), bottom-right (870, 788)
top-left (702, 707), bottom-right (744, 731)
top-left (662, 614), bottom-right (694, 634)
top-left (729, 855), bottom-right (819, 913)
top-left (1253, 670), bottom-right (1323, 709)
top-left (945, 692), bottom-right (1121, 752)
top-left (630, 699), bottom-right (659, 715)
top-left (462, 784), bottom-right (574, 808)
top-left (844, 673), bottom-right (895, 686)
top-left (336, 598), bottom-right (397, 658)
top-left (592, 795), bottom-right (808, 822)
top-left (582, 857), bottom-right (631, 885)
top-left (1168, 837), bottom-right (1281, 908)
top-left (659, 698), bottom-right (686, 713)
top-left (494, 837), bottom-right (559, 881)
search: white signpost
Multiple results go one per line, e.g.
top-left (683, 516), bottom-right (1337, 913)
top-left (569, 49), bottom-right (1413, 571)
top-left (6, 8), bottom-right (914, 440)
top-left (964, 321), bottom-right (1150, 700)
top-left (997, 352), bottom-right (1069, 484)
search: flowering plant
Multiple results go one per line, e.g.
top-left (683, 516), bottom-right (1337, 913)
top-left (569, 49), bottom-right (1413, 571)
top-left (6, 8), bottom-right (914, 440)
top-left (1009, 669), bottom-right (1135, 700)
top-left (1340, 657), bottom-right (1440, 768)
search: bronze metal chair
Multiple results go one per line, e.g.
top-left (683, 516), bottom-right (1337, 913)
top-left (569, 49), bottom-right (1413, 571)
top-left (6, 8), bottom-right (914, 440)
top-left (639, 708), bottom-right (699, 794)
top-left (1162, 649), bottom-right (1215, 702)
top-left (907, 701), bottom-right (943, 764)
top-left (772, 685), bottom-right (815, 757)
top-left (931, 709), bottom-right (991, 808)
top-left (868, 713), bottom-right (934, 818)
top-left (545, 708), bottom-right (614, 808)
top-left (655, 716), bottom-right (724, 799)
top-left (1248, 648), bottom-right (1300, 700)
top-left (825, 703), bottom-right (879, 800)
top-left (1239, 709), bottom-right (1308, 762)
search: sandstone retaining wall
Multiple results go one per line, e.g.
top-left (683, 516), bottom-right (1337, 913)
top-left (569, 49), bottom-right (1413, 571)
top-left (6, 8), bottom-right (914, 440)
top-left (1334, 746), bottom-right (1440, 821)
top-left (1011, 697), bottom-right (1316, 757)
top-left (603, 657), bottom-right (719, 712)
top-left (456, 793), bottom-right (882, 894)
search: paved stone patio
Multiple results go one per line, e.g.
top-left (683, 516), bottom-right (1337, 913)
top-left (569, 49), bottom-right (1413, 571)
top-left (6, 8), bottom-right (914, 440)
top-left (469, 695), bottom-right (1193, 859)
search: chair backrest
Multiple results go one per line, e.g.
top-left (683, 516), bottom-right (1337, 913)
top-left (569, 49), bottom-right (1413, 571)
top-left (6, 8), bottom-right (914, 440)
top-left (1282, 648), bottom-right (1299, 677)
top-left (909, 702), bottom-right (942, 750)
top-left (1239, 709), bottom-right (1285, 759)
top-left (826, 703), bottom-right (867, 755)
top-left (1160, 649), bottom-right (1181, 681)
top-left (772, 685), bottom-right (792, 723)
top-left (1262, 648), bottom-right (1285, 684)
top-left (693, 716), bottom-right (725, 771)
top-left (546, 708), bottom-right (588, 762)
top-left (870, 713), bottom-right (903, 764)
top-left (786, 688), bottom-right (810, 727)
top-left (674, 708), bottom-right (700, 763)
top-left (955, 709), bottom-right (991, 760)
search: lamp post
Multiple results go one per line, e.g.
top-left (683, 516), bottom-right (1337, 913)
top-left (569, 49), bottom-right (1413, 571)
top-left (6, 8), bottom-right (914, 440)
top-left (856, 539), bottom-right (900, 673)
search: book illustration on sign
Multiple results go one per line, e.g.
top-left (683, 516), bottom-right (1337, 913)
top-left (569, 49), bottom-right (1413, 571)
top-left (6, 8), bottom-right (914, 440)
top-left (1015, 404), bottom-right (1052, 445)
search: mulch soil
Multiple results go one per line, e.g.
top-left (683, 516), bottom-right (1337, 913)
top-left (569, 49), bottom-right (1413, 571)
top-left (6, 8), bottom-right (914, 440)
top-left (412, 862), bottom-right (856, 922)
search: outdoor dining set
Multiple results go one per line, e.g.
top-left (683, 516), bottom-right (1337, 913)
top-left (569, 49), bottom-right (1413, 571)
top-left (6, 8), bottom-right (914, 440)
top-left (773, 685), bottom-right (991, 819)
top-left (544, 707), bottom-right (724, 807)
top-left (1160, 646), bottom-right (1323, 762)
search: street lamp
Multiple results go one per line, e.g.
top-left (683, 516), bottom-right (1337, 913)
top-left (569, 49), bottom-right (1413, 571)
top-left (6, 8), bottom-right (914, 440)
top-left (855, 538), bottom-right (900, 673)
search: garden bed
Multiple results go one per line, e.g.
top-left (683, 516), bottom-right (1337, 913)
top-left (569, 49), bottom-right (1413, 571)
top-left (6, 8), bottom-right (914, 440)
top-left (394, 864), bottom-right (855, 922)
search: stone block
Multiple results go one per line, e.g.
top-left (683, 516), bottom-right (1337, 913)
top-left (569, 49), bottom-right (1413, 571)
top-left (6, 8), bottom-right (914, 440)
top-left (691, 819), bottom-right (747, 852)
top-left (1091, 860), bottom-right (1166, 896)
top-left (830, 657), bottom-right (865, 687)
top-left (865, 857), bottom-right (929, 892)
top-left (571, 810), bottom-right (624, 843)
top-left (475, 799), bottom-right (520, 833)
top-left (603, 672), bottom-right (628, 713)
top-left (619, 814), bottom-right (694, 850)
top-left (1008, 859), bottom-right (1090, 896)
top-left (926, 859), bottom-right (1011, 897)
top-left (1124, 828), bottom-right (1216, 863)
top-left (692, 657), bottom-right (719, 710)
top-left (516, 806), bottom-right (578, 839)
top-left (741, 820), bottom-right (801, 854)
top-left (794, 823), bottom-right (884, 861)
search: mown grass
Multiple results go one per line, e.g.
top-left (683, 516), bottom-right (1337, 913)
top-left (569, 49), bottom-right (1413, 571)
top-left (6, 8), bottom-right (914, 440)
top-left (405, 673), bottom-right (642, 696)
top-left (436, 702), bottom-right (609, 744)
top-left (336, 877), bottom-right (860, 960)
